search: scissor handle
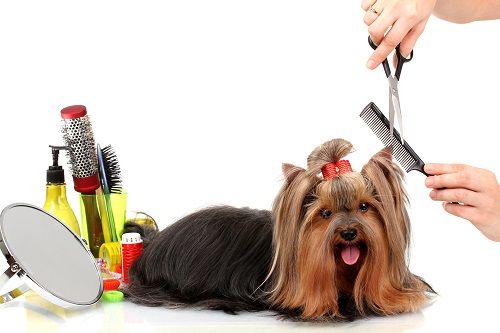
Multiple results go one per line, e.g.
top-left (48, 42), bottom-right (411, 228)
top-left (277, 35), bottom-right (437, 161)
top-left (368, 36), bottom-right (414, 80)
top-left (394, 45), bottom-right (413, 80)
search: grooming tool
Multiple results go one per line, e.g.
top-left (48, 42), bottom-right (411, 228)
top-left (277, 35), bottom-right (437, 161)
top-left (0, 204), bottom-right (103, 308)
top-left (102, 290), bottom-right (124, 302)
top-left (121, 232), bottom-right (143, 284)
top-left (97, 145), bottom-right (123, 195)
top-left (96, 258), bottom-right (121, 291)
top-left (60, 105), bottom-right (106, 256)
top-left (60, 105), bottom-right (100, 193)
top-left (97, 144), bottom-right (123, 241)
top-left (99, 242), bottom-right (122, 272)
top-left (368, 36), bottom-right (413, 144)
top-left (103, 279), bottom-right (121, 291)
top-left (43, 145), bottom-right (81, 236)
top-left (360, 102), bottom-right (427, 175)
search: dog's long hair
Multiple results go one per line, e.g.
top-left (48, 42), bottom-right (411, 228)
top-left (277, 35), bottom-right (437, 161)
top-left (124, 138), bottom-right (433, 320)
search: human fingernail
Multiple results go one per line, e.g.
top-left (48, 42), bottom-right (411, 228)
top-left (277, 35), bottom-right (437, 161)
top-left (424, 164), bottom-right (435, 173)
top-left (425, 177), bottom-right (434, 187)
top-left (366, 59), bottom-right (376, 69)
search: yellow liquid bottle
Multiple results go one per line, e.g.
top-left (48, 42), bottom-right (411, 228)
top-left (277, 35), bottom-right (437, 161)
top-left (43, 145), bottom-right (81, 236)
top-left (44, 183), bottom-right (81, 236)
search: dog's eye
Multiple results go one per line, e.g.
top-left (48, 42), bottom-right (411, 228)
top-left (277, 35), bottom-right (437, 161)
top-left (359, 203), bottom-right (369, 212)
top-left (320, 209), bottom-right (332, 219)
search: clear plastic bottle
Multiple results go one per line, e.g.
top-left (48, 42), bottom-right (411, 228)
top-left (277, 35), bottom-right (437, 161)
top-left (43, 146), bottom-right (81, 236)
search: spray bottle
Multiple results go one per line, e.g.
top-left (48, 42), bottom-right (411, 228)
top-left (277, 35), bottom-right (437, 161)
top-left (43, 145), bottom-right (81, 236)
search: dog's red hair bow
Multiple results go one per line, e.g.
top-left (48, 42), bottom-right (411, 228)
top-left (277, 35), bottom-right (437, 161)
top-left (321, 160), bottom-right (352, 180)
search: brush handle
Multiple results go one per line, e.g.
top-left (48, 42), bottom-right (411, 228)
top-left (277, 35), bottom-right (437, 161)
top-left (104, 193), bottom-right (118, 242)
top-left (95, 188), bottom-right (113, 243)
top-left (81, 194), bottom-right (104, 257)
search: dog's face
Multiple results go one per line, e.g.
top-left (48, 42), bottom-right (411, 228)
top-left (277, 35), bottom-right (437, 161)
top-left (305, 172), bottom-right (381, 284)
top-left (269, 139), bottom-right (428, 320)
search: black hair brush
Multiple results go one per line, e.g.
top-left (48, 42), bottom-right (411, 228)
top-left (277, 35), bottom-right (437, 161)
top-left (360, 102), bottom-right (428, 176)
top-left (97, 144), bottom-right (123, 195)
top-left (97, 144), bottom-right (123, 242)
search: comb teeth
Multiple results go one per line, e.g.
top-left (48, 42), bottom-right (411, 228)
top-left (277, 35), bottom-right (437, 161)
top-left (360, 102), bottom-right (426, 175)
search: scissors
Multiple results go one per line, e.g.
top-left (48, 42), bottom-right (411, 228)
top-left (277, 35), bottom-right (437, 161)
top-left (368, 36), bottom-right (413, 144)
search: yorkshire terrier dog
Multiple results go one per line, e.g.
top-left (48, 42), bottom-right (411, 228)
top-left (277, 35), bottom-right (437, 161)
top-left (124, 138), bottom-right (433, 321)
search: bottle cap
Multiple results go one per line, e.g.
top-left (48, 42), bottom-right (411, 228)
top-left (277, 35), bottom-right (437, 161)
top-left (47, 166), bottom-right (64, 184)
top-left (47, 146), bottom-right (68, 184)
top-left (121, 232), bottom-right (142, 244)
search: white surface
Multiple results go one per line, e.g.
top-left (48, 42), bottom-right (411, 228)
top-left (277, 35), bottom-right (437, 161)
top-left (0, 290), bottom-right (499, 333)
top-left (1, 0), bottom-right (499, 332)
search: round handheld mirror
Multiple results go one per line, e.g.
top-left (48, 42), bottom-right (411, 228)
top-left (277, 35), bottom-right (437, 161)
top-left (0, 203), bottom-right (103, 308)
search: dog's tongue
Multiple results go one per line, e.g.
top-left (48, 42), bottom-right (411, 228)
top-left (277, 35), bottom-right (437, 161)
top-left (341, 245), bottom-right (360, 265)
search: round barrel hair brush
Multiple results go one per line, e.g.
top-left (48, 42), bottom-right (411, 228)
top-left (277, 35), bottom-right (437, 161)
top-left (60, 105), bottom-right (101, 194)
top-left (60, 105), bottom-right (104, 256)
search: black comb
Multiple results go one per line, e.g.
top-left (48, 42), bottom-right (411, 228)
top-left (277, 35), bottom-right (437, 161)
top-left (360, 102), bottom-right (428, 176)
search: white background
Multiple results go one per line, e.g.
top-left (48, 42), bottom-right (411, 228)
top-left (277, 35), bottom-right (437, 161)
top-left (0, 1), bottom-right (499, 332)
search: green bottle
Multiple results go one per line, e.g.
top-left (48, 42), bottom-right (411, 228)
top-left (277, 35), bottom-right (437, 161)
top-left (43, 146), bottom-right (81, 236)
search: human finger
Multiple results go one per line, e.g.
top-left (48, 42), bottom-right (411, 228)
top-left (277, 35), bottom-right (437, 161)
top-left (367, 18), bottom-right (411, 69)
top-left (367, 9), bottom-right (395, 45)
top-left (398, 21), bottom-right (425, 57)
top-left (442, 202), bottom-right (481, 225)
top-left (363, 9), bottom-right (380, 26)
top-left (361, 0), bottom-right (379, 11)
top-left (424, 163), bottom-right (467, 175)
top-left (425, 167), bottom-right (486, 192)
top-left (429, 188), bottom-right (483, 207)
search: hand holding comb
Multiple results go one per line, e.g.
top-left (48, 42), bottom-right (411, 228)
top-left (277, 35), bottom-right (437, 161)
top-left (360, 102), bottom-right (461, 205)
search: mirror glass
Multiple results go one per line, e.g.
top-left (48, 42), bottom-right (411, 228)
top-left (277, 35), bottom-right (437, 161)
top-left (0, 204), bottom-right (102, 306)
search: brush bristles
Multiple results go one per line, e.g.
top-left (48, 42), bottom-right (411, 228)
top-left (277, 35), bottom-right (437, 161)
top-left (360, 103), bottom-right (420, 173)
top-left (101, 145), bottom-right (123, 193)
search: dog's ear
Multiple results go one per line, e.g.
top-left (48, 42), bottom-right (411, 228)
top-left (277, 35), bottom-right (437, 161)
top-left (361, 146), bottom-right (410, 247)
top-left (282, 163), bottom-right (306, 185)
top-left (361, 147), bottom-right (402, 195)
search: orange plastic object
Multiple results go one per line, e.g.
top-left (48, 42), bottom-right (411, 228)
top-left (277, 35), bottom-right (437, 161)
top-left (103, 278), bottom-right (120, 291)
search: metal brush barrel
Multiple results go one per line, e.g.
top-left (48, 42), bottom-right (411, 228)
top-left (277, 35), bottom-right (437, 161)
top-left (60, 105), bottom-right (100, 193)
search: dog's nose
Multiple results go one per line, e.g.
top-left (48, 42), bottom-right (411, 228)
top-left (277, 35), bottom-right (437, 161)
top-left (340, 228), bottom-right (357, 241)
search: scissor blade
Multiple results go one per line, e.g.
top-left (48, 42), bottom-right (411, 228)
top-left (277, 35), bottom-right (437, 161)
top-left (392, 91), bottom-right (404, 145)
top-left (388, 86), bottom-right (394, 143)
top-left (388, 77), bottom-right (404, 145)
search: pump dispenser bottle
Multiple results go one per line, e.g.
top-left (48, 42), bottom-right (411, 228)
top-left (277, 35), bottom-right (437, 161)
top-left (43, 145), bottom-right (81, 236)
